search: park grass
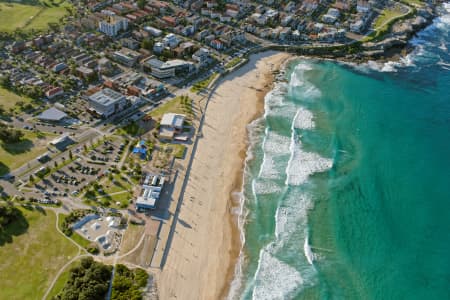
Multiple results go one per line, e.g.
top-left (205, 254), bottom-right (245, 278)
top-left (0, 0), bottom-right (71, 33)
top-left (374, 7), bottom-right (405, 29)
top-left (58, 213), bottom-right (91, 249)
top-left (172, 144), bottom-right (186, 159)
top-left (0, 86), bottom-right (33, 111)
top-left (45, 259), bottom-right (80, 300)
top-left (148, 95), bottom-right (193, 120)
top-left (0, 131), bottom-right (55, 175)
top-left (0, 3), bottom-right (40, 32)
top-left (0, 207), bottom-right (78, 300)
top-left (120, 223), bottom-right (145, 254)
top-left (24, 0), bottom-right (70, 32)
top-left (401, 0), bottom-right (423, 7)
top-left (190, 73), bottom-right (218, 92)
top-left (109, 192), bottom-right (132, 208)
top-left (101, 174), bottom-right (132, 194)
top-left (225, 57), bottom-right (243, 69)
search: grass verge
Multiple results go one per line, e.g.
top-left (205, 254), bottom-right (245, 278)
top-left (0, 207), bottom-right (78, 300)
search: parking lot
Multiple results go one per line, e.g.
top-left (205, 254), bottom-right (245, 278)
top-left (26, 136), bottom-right (129, 204)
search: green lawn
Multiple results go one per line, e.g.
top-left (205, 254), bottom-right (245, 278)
top-left (225, 57), bottom-right (243, 69)
top-left (24, 0), bottom-right (70, 31)
top-left (0, 131), bottom-right (55, 175)
top-left (109, 192), bottom-right (132, 208)
top-left (148, 95), bottom-right (193, 120)
top-left (172, 144), bottom-right (186, 159)
top-left (0, 3), bottom-right (41, 32)
top-left (0, 86), bottom-right (33, 111)
top-left (374, 7), bottom-right (405, 29)
top-left (83, 178), bottom-right (132, 208)
top-left (401, 0), bottom-right (423, 7)
top-left (102, 174), bottom-right (132, 194)
top-left (0, 0), bottom-right (70, 33)
top-left (57, 213), bottom-right (91, 249)
top-left (45, 259), bottom-right (80, 300)
top-left (190, 73), bottom-right (218, 92)
top-left (0, 207), bottom-right (78, 300)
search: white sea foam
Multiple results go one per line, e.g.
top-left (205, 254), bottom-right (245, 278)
top-left (289, 65), bottom-right (322, 100)
top-left (259, 130), bottom-right (291, 180)
top-left (293, 107), bottom-right (315, 129)
top-left (274, 192), bottom-right (311, 242)
top-left (285, 132), bottom-right (332, 186)
top-left (252, 179), bottom-right (283, 195)
top-left (252, 249), bottom-right (304, 300)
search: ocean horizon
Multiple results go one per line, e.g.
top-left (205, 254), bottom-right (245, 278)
top-left (229, 3), bottom-right (450, 299)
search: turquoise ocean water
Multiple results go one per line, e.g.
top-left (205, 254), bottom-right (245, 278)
top-left (229, 4), bottom-right (450, 300)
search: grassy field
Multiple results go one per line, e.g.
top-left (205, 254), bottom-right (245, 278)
top-left (102, 174), bottom-right (132, 194)
top-left (190, 73), bottom-right (218, 92)
top-left (25, 0), bottom-right (70, 31)
top-left (0, 207), bottom-right (79, 300)
top-left (0, 0), bottom-right (70, 33)
top-left (45, 259), bottom-right (80, 300)
top-left (374, 7), bottom-right (405, 29)
top-left (0, 86), bottom-right (33, 111)
top-left (0, 2), bottom-right (40, 32)
top-left (225, 57), bottom-right (243, 69)
top-left (401, 0), bottom-right (424, 7)
top-left (120, 223), bottom-right (145, 254)
top-left (168, 143), bottom-right (186, 159)
top-left (57, 213), bottom-right (91, 249)
top-left (0, 131), bottom-right (55, 175)
top-left (148, 96), bottom-right (193, 120)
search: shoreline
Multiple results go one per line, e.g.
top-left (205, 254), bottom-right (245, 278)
top-left (220, 55), bottom-right (292, 300)
top-left (157, 51), bottom-right (292, 300)
top-left (219, 52), bottom-right (295, 300)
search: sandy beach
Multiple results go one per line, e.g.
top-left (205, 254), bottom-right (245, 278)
top-left (157, 51), bottom-right (292, 300)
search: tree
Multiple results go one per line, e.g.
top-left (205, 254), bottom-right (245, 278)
top-left (57, 257), bottom-right (112, 300)
top-left (0, 123), bottom-right (24, 143)
top-left (0, 75), bottom-right (11, 89)
top-left (69, 150), bottom-right (73, 160)
top-left (140, 38), bottom-right (154, 50)
top-left (0, 202), bottom-right (21, 232)
top-left (137, 0), bottom-right (146, 10)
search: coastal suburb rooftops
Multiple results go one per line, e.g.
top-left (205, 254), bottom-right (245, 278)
top-left (89, 88), bottom-right (124, 106)
top-left (145, 58), bottom-right (194, 70)
top-left (38, 107), bottom-right (67, 121)
top-left (161, 113), bottom-right (185, 129)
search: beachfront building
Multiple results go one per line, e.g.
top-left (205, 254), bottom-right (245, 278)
top-left (136, 174), bottom-right (165, 210)
top-left (87, 88), bottom-right (127, 118)
top-left (160, 113), bottom-right (185, 140)
top-left (143, 57), bottom-right (195, 79)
